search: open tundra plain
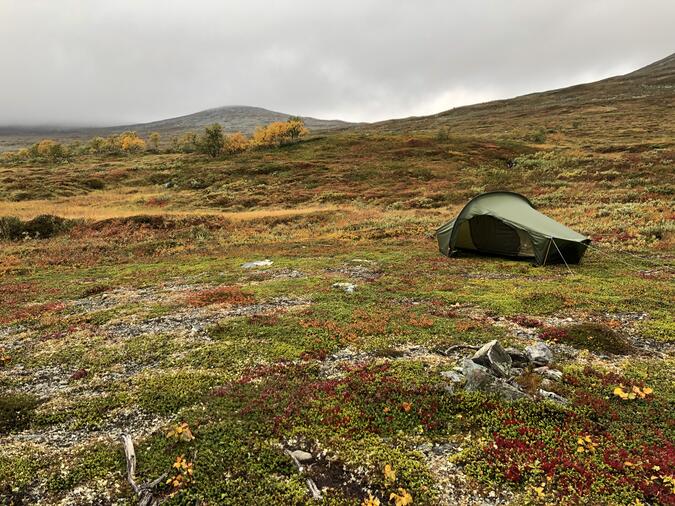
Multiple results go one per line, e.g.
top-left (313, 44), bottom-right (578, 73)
top-left (0, 56), bottom-right (674, 505)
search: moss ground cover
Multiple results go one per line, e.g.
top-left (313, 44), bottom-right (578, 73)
top-left (0, 126), bottom-right (673, 504)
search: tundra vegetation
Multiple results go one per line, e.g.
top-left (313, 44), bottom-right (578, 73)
top-left (0, 59), bottom-right (673, 505)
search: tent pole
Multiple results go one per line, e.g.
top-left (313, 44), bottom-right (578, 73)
top-left (543, 239), bottom-right (552, 266)
top-left (551, 238), bottom-right (573, 275)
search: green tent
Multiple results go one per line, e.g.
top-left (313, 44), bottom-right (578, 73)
top-left (436, 191), bottom-right (590, 265)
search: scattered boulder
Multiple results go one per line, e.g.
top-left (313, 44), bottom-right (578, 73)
top-left (472, 340), bottom-right (512, 378)
top-left (461, 359), bottom-right (494, 391)
top-left (290, 450), bottom-right (313, 463)
top-left (242, 259), bottom-right (273, 269)
top-left (534, 366), bottom-right (563, 382)
top-left (538, 389), bottom-right (568, 405)
top-left (440, 339), bottom-right (566, 403)
top-left (505, 347), bottom-right (529, 366)
top-left (526, 342), bottom-right (553, 366)
top-left (332, 282), bottom-right (357, 294)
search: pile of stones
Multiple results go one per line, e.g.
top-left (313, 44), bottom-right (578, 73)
top-left (441, 340), bottom-right (567, 404)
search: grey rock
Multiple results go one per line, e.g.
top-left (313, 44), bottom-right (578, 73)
top-left (440, 370), bottom-right (464, 383)
top-left (415, 443), bottom-right (433, 454)
top-left (505, 347), bottom-right (530, 365)
top-left (538, 389), bottom-right (568, 404)
top-left (511, 367), bottom-right (524, 376)
top-left (488, 380), bottom-right (529, 401)
top-left (460, 357), bottom-right (528, 401)
top-left (332, 282), bottom-right (357, 294)
top-left (462, 359), bottom-right (494, 391)
top-left (290, 450), bottom-right (313, 463)
top-left (432, 443), bottom-right (458, 456)
top-left (526, 342), bottom-right (553, 366)
top-left (472, 340), bottom-right (512, 378)
top-left (534, 366), bottom-right (563, 381)
top-left (241, 259), bottom-right (273, 269)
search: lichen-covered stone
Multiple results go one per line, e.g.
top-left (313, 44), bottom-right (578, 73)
top-left (526, 342), bottom-right (553, 366)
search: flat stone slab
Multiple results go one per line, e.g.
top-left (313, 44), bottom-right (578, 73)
top-left (332, 282), bottom-right (357, 294)
top-left (290, 450), bottom-right (313, 463)
top-left (538, 389), bottom-right (568, 404)
top-left (241, 259), bottom-right (273, 269)
top-left (534, 366), bottom-right (563, 381)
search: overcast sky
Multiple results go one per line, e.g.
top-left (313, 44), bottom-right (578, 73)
top-left (0, 0), bottom-right (673, 126)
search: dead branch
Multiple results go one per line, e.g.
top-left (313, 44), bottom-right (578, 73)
top-left (285, 449), bottom-right (322, 501)
top-left (122, 433), bottom-right (167, 506)
top-left (438, 344), bottom-right (480, 355)
top-left (306, 478), bottom-right (322, 500)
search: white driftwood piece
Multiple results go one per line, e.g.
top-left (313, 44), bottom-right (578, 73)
top-left (122, 433), bottom-right (166, 506)
top-left (285, 449), bottom-right (322, 500)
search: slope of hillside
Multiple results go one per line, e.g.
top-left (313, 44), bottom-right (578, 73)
top-left (0, 106), bottom-right (354, 151)
top-left (371, 52), bottom-right (675, 149)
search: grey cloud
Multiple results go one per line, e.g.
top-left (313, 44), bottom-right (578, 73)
top-left (0, 0), bottom-right (673, 125)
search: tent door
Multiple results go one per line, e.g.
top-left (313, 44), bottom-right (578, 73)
top-left (469, 215), bottom-right (521, 256)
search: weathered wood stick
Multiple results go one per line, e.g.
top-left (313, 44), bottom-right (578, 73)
top-left (122, 434), bottom-right (140, 494)
top-left (285, 449), bottom-right (322, 501)
top-left (306, 478), bottom-right (322, 500)
top-left (440, 344), bottom-right (480, 354)
top-left (122, 433), bottom-right (167, 506)
top-left (285, 449), bottom-right (303, 471)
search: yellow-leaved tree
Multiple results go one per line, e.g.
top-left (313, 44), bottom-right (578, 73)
top-left (119, 131), bottom-right (146, 153)
top-left (148, 132), bottom-right (161, 152)
top-left (251, 117), bottom-right (308, 147)
top-left (35, 139), bottom-right (65, 161)
top-left (286, 116), bottom-right (309, 142)
top-left (224, 132), bottom-right (249, 154)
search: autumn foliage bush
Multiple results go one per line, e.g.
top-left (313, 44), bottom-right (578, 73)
top-left (251, 117), bottom-right (308, 147)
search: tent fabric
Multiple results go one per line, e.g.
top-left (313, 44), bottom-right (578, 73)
top-left (436, 191), bottom-right (590, 265)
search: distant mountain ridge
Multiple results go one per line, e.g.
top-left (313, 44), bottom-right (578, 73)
top-left (0, 106), bottom-right (355, 151)
top-left (116, 105), bottom-right (354, 136)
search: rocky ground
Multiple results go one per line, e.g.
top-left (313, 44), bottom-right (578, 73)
top-left (1, 247), bottom-right (672, 505)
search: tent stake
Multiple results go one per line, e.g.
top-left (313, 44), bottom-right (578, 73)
top-left (551, 238), bottom-right (573, 275)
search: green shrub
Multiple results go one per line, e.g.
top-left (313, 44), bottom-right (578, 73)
top-left (0, 215), bottom-right (76, 241)
top-left (435, 127), bottom-right (450, 141)
top-left (83, 178), bottom-right (105, 190)
top-left (0, 393), bottom-right (40, 433)
top-left (528, 129), bottom-right (547, 143)
top-left (0, 216), bottom-right (23, 240)
top-left (23, 214), bottom-right (70, 239)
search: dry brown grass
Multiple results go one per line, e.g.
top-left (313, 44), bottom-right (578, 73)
top-left (0, 187), bottom-right (341, 221)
